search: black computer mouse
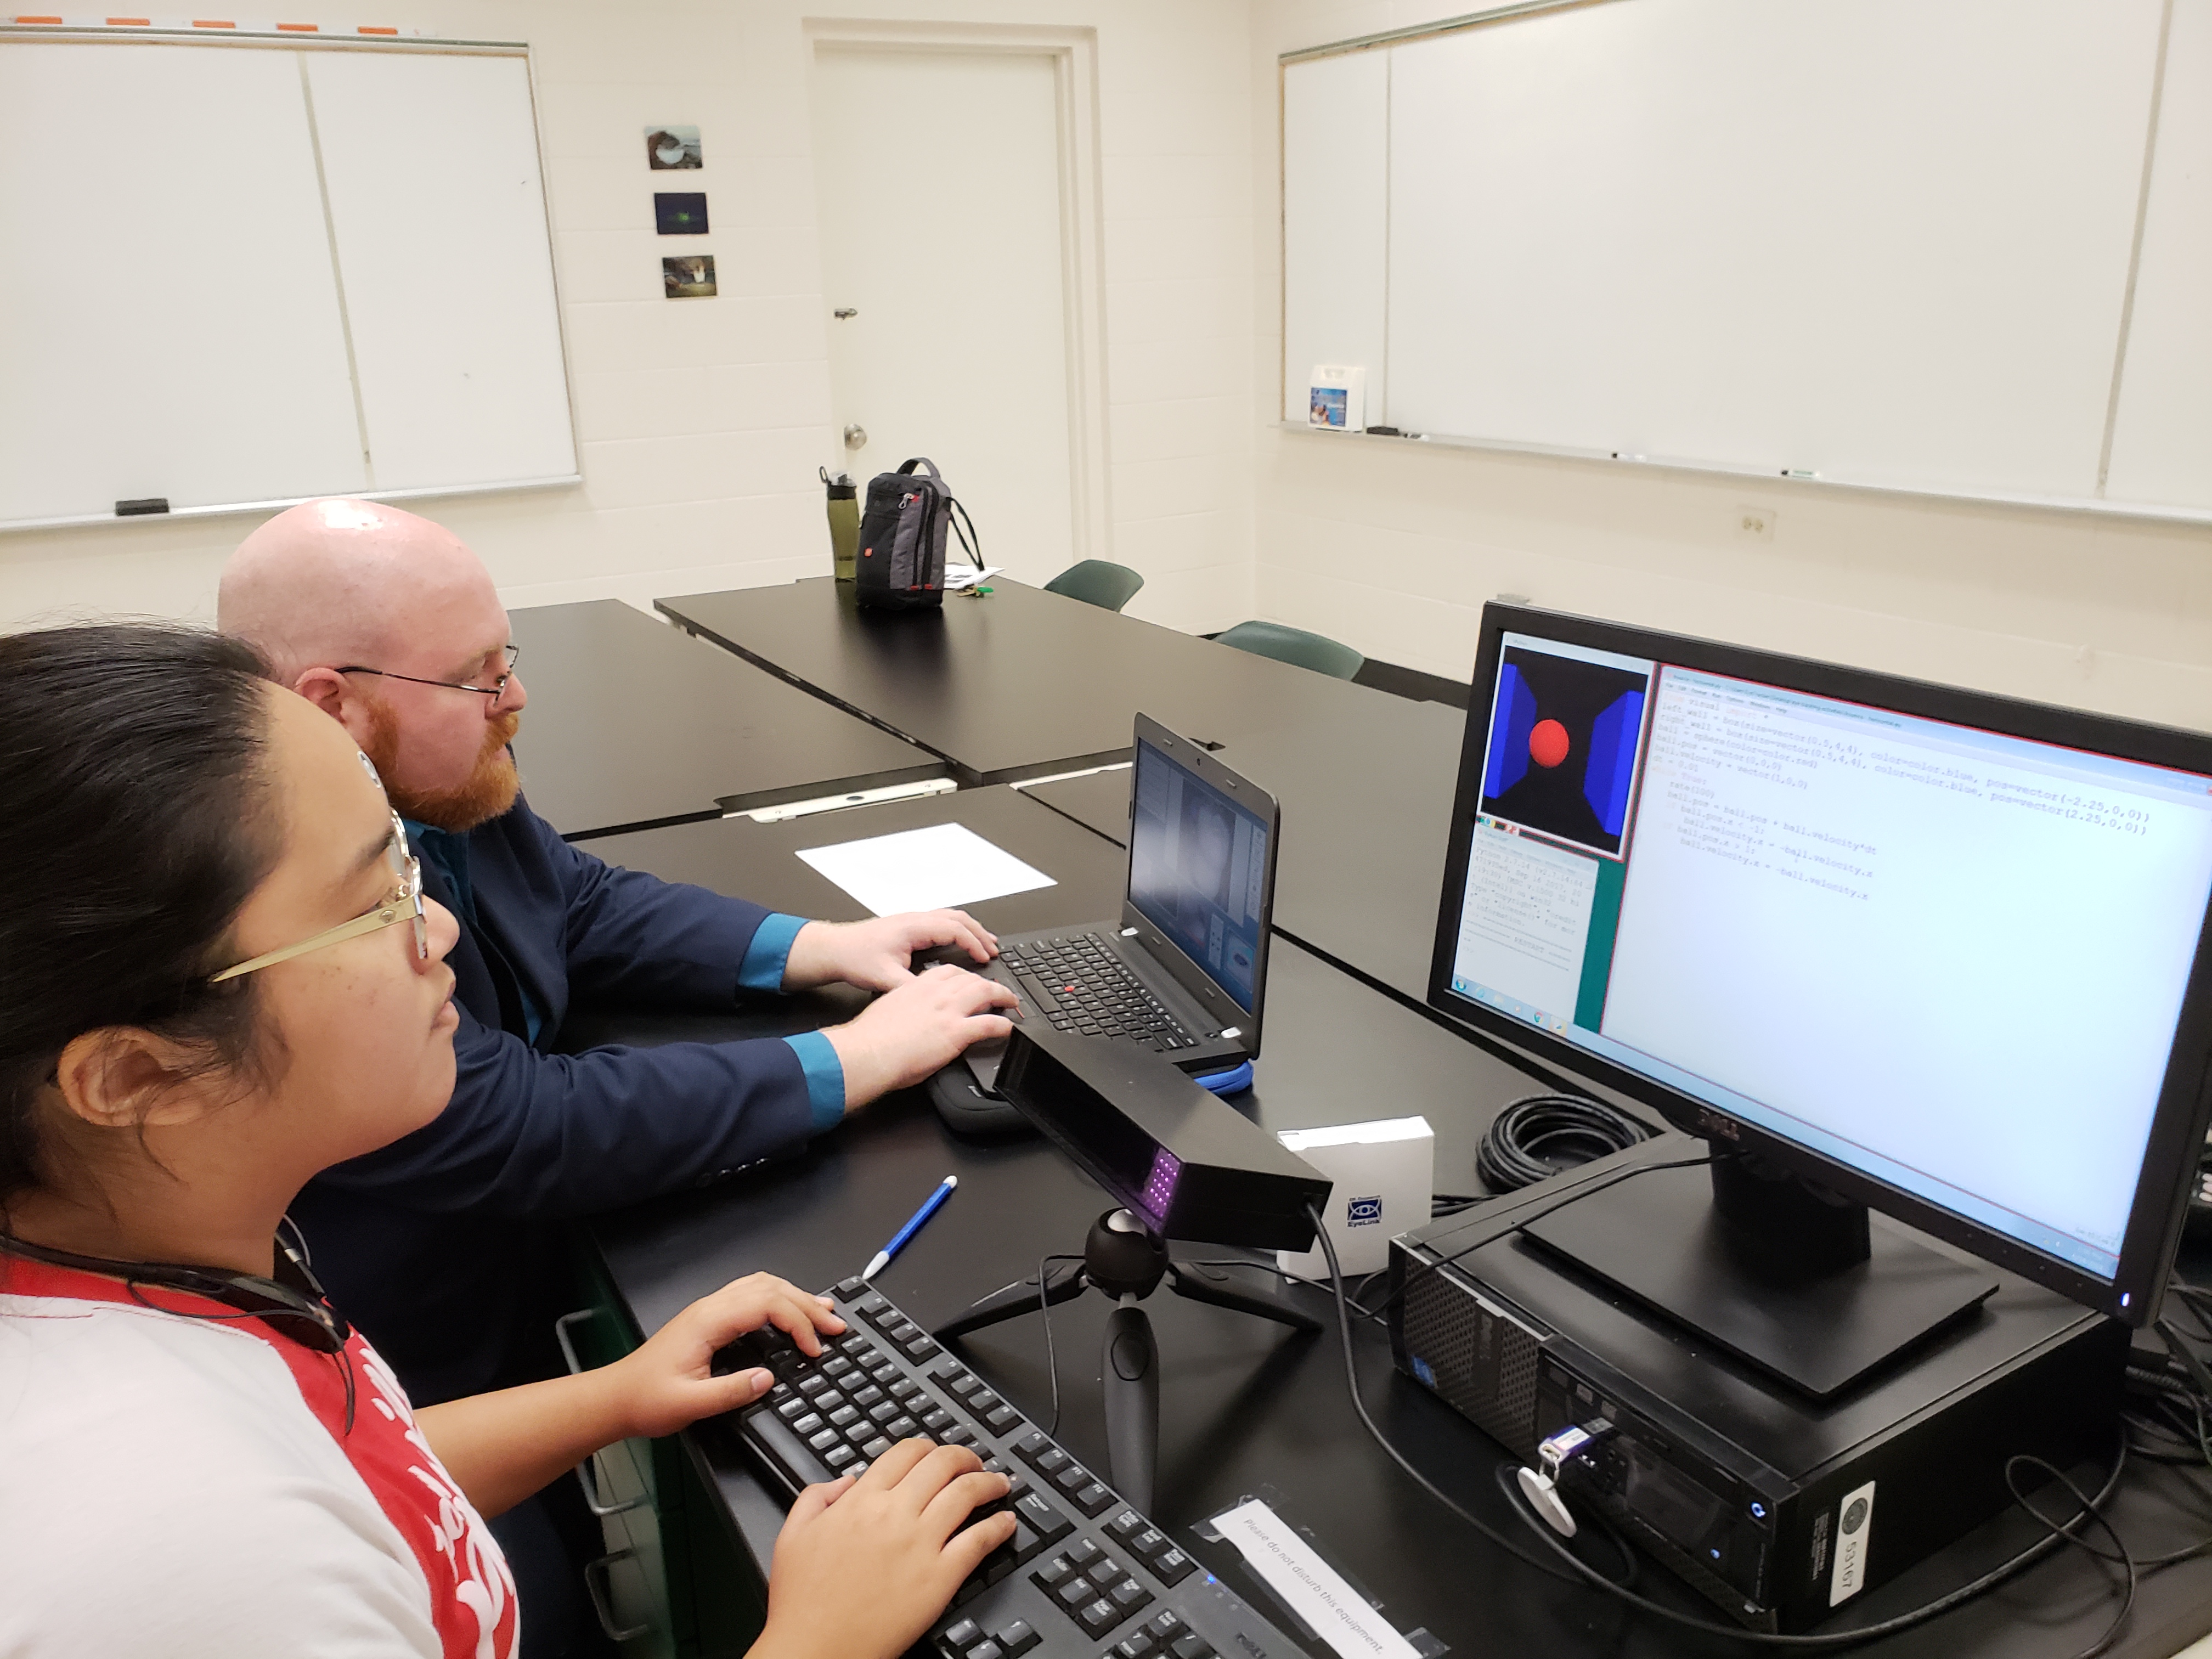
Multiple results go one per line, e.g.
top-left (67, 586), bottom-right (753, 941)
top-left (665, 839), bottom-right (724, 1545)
top-left (926, 1062), bottom-right (1034, 1137)
top-left (901, 947), bottom-right (1034, 1132)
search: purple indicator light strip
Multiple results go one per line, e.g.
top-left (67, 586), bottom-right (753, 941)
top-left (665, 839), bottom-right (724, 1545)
top-left (1141, 1147), bottom-right (1182, 1224)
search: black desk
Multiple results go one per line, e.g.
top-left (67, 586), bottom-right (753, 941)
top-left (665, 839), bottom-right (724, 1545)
top-left (584, 785), bottom-right (1542, 1192)
top-left (654, 578), bottom-right (1422, 786)
top-left (507, 600), bottom-right (945, 840)
top-left (576, 786), bottom-right (2212, 1659)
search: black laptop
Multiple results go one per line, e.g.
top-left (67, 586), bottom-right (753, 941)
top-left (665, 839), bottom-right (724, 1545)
top-left (960, 714), bottom-right (1280, 1094)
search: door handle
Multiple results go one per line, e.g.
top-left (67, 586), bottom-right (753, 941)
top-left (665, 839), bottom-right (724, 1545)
top-left (843, 424), bottom-right (867, 450)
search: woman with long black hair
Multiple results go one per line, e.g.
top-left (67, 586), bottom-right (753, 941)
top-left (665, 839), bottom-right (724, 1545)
top-left (0, 624), bottom-right (1013, 1658)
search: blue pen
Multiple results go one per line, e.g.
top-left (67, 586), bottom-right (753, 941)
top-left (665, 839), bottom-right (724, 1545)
top-left (864, 1175), bottom-right (958, 1280)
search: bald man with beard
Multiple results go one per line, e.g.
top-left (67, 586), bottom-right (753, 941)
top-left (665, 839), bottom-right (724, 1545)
top-left (222, 499), bottom-right (1015, 1656)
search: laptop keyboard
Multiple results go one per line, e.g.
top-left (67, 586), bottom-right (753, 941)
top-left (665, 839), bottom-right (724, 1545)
top-left (717, 1279), bottom-right (1302, 1659)
top-left (1003, 935), bottom-right (1200, 1050)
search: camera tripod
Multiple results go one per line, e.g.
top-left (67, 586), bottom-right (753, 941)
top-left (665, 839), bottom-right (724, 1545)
top-left (933, 1209), bottom-right (1318, 1514)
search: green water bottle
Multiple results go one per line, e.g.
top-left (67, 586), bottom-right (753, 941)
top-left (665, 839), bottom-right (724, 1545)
top-left (822, 466), bottom-right (859, 582)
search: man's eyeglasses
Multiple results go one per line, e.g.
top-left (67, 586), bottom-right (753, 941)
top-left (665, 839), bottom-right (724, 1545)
top-left (209, 811), bottom-right (427, 983)
top-left (336, 645), bottom-right (521, 699)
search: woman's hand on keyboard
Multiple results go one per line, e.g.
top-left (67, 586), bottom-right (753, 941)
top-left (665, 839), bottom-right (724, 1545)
top-left (758, 1439), bottom-right (1017, 1659)
top-left (617, 1273), bottom-right (847, 1442)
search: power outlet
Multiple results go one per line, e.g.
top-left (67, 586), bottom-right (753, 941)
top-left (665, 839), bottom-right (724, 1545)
top-left (1736, 506), bottom-right (1776, 541)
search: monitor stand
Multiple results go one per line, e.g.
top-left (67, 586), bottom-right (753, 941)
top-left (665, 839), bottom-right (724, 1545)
top-left (1521, 1152), bottom-right (2000, 1401)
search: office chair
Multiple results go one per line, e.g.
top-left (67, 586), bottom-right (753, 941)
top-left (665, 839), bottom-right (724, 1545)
top-left (1043, 559), bottom-right (1146, 613)
top-left (1215, 620), bottom-right (1364, 680)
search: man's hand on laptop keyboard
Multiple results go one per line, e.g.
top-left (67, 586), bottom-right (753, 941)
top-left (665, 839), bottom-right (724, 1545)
top-left (785, 910), bottom-right (1001, 994)
top-left (825, 963), bottom-right (1020, 1108)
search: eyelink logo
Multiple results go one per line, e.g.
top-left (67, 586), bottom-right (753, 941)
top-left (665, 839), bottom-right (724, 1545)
top-left (1346, 1195), bottom-right (1383, 1228)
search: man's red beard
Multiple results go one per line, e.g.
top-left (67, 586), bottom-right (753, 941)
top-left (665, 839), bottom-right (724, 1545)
top-left (363, 697), bottom-right (522, 833)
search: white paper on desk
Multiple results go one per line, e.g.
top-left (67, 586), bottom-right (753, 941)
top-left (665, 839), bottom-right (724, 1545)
top-left (1211, 1499), bottom-right (1419, 1659)
top-left (943, 564), bottom-right (1004, 590)
top-left (794, 821), bottom-right (1053, 916)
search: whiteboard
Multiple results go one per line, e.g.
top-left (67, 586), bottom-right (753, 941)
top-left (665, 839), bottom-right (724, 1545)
top-left (1282, 0), bottom-right (2210, 519)
top-left (0, 42), bottom-right (368, 523)
top-left (0, 32), bottom-right (575, 532)
top-left (1281, 48), bottom-right (1389, 425)
top-left (2105, 0), bottom-right (2212, 509)
top-left (304, 50), bottom-right (575, 494)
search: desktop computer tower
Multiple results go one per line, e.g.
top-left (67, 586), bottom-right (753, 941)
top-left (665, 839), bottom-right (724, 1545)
top-left (1389, 1138), bottom-right (2126, 1633)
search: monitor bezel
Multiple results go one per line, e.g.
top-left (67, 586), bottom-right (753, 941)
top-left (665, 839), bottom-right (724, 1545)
top-left (1427, 603), bottom-right (2212, 1325)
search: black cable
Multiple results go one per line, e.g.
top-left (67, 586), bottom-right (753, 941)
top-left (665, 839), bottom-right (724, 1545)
top-left (1302, 1198), bottom-right (1626, 1586)
top-left (1476, 1092), bottom-right (1651, 1193)
top-left (1035, 1253), bottom-right (1083, 1437)
top-left (2164, 1285), bottom-right (2212, 1345)
top-left (2169, 1283), bottom-right (2212, 1328)
top-left (2125, 1367), bottom-right (2212, 1469)
top-left (2003, 1455), bottom-right (2137, 1659)
top-left (2159, 1318), bottom-right (2212, 1407)
top-left (1183, 1257), bottom-right (1391, 1327)
top-left (114, 1279), bottom-right (360, 1435)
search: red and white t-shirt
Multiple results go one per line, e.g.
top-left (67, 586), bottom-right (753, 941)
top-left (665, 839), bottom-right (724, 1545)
top-left (0, 1257), bottom-right (519, 1658)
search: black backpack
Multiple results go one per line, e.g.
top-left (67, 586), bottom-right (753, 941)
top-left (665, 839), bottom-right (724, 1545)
top-left (854, 457), bottom-right (980, 611)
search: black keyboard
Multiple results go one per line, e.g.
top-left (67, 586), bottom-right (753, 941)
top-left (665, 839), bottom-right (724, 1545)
top-left (718, 1278), bottom-right (1307, 1659)
top-left (1002, 935), bottom-right (1199, 1051)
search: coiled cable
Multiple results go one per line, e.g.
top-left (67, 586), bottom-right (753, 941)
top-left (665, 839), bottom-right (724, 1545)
top-left (1476, 1092), bottom-right (1651, 1192)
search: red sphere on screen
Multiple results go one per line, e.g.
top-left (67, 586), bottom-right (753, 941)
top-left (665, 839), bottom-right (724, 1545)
top-left (1528, 718), bottom-right (1571, 769)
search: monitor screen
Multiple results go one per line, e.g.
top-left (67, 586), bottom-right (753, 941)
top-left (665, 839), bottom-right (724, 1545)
top-left (1128, 733), bottom-right (1271, 1013)
top-left (1434, 615), bottom-right (2212, 1311)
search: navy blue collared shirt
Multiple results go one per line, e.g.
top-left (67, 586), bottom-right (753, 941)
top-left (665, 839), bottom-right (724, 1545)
top-left (405, 815), bottom-right (844, 1124)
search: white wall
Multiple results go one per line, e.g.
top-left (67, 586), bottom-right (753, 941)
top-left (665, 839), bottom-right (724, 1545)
top-left (18, 0), bottom-right (2210, 736)
top-left (0, 0), bottom-right (1255, 636)
top-left (1251, 1), bottom-right (2212, 733)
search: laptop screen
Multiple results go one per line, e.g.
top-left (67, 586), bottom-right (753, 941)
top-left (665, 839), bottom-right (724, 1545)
top-left (1127, 734), bottom-right (1271, 1013)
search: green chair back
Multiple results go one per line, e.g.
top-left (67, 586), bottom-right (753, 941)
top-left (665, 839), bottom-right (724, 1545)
top-left (1215, 620), bottom-right (1365, 681)
top-left (1042, 559), bottom-right (1145, 613)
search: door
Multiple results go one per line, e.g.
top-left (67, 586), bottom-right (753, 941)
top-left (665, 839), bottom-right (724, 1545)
top-left (810, 47), bottom-right (1077, 588)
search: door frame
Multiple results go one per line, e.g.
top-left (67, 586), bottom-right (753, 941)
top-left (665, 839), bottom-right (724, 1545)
top-left (805, 19), bottom-right (1112, 571)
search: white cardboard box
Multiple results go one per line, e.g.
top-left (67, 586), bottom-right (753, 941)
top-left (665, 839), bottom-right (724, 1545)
top-left (1276, 1115), bottom-right (1434, 1278)
top-left (1307, 363), bottom-right (1367, 432)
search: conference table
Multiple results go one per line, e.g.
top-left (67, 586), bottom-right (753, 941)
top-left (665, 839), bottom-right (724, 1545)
top-left (526, 580), bottom-right (2212, 1659)
top-left (654, 577), bottom-right (1425, 787)
top-left (508, 599), bottom-right (945, 840)
top-left (654, 577), bottom-right (1589, 1092)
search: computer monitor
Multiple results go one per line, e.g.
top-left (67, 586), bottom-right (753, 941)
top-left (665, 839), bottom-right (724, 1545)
top-left (1430, 605), bottom-right (2212, 1339)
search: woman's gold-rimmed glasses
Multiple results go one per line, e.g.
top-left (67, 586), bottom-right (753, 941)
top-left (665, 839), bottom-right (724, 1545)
top-left (208, 811), bottom-right (426, 983)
